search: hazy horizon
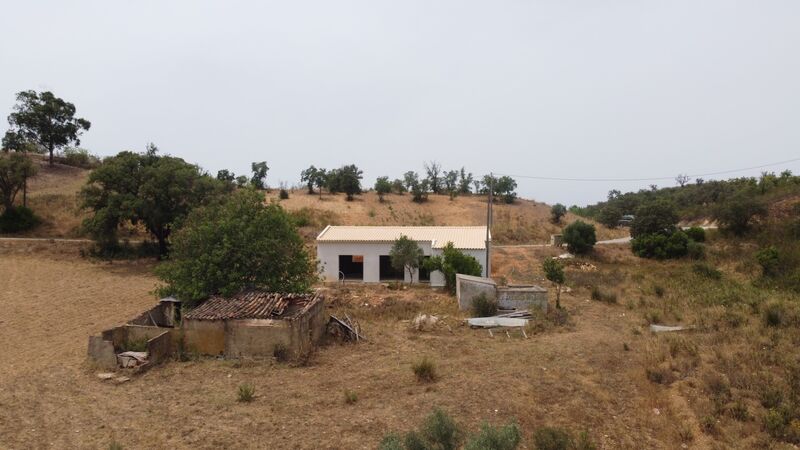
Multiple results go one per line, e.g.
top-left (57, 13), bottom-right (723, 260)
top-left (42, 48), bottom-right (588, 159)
top-left (2, 1), bottom-right (799, 206)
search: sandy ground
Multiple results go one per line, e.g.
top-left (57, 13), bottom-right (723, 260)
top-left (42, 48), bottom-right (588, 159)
top-left (0, 241), bottom-right (697, 450)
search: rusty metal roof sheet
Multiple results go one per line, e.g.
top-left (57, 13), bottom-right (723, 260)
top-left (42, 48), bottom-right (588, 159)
top-left (316, 226), bottom-right (490, 250)
top-left (183, 291), bottom-right (321, 321)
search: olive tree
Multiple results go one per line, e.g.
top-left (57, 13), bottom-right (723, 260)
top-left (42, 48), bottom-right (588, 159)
top-left (390, 235), bottom-right (424, 283)
top-left (542, 257), bottom-right (565, 309)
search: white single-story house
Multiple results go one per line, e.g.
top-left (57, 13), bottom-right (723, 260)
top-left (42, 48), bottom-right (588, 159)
top-left (316, 226), bottom-right (490, 287)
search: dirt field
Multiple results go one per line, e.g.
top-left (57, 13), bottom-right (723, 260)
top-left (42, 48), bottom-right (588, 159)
top-left (0, 241), bottom-right (704, 449)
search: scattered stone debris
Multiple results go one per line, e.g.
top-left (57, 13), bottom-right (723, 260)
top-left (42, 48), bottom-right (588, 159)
top-left (577, 262), bottom-right (597, 272)
top-left (114, 376), bottom-right (131, 384)
top-left (328, 314), bottom-right (365, 342)
top-left (556, 253), bottom-right (574, 259)
top-left (411, 313), bottom-right (439, 331)
top-left (117, 351), bottom-right (148, 368)
top-left (96, 373), bottom-right (115, 380)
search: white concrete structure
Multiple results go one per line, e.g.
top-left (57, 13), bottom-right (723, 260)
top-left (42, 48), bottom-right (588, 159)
top-left (316, 226), bottom-right (490, 287)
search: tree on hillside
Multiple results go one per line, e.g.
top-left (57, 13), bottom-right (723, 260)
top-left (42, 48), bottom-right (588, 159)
top-left (458, 168), bottom-right (474, 194)
top-left (482, 175), bottom-right (518, 204)
top-left (0, 153), bottom-right (37, 212)
top-left (81, 148), bottom-right (227, 256)
top-left (375, 176), bottom-right (392, 202)
top-left (390, 235), bottom-right (424, 283)
top-left (403, 171), bottom-right (418, 192)
top-left (550, 203), bottom-right (567, 223)
top-left (444, 170), bottom-right (459, 200)
top-left (675, 174), bottom-right (691, 187)
top-left (391, 178), bottom-right (406, 194)
top-left (542, 257), bottom-right (565, 309)
top-left (155, 189), bottom-right (315, 304)
top-left (562, 220), bottom-right (596, 254)
top-left (2, 90), bottom-right (91, 165)
top-left (630, 200), bottom-right (679, 238)
top-left (425, 161), bottom-right (442, 194)
top-left (424, 242), bottom-right (483, 294)
top-left (327, 164), bottom-right (363, 201)
top-left (300, 165), bottom-right (327, 195)
top-left (250, 161), bottom-right (269, 190)
top-left (217, 169), bottom-right (235, 184)
top-left (713, 192), bottom-right (767, 236)
top-left (597, 204), bottom-right (623, 228)
top-left (235, 175), bottom-right (249, 188)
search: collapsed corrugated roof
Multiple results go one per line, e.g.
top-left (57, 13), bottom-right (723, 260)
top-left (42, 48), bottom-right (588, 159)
top-left (183, 291), bottom-right (322, 321)
top-left (316, 226), bottom-right (490, 250)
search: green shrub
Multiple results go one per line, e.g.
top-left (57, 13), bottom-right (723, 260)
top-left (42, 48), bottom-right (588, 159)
top-left (630, 200), bottom-right (679, 238)
top-left (378, 434), bottom-right (405, 450)
top-left (763, 301), bottom-right (786, 327)
top-left (125, 336), bottom-right (148, 352)
top-left (424, 242), bottom-right (483, 294)
top-left (727, 399), bottom-right (749, 421)
top-left (574, 431), bottom-right (597, 450)
top-left (472, 293), bottom-right (498, 317)
top-left (713, 192), bottom-right (767, 236)
top-left (692, 262), bottom-right (722, 280)
top-left (279, 188), bottom-right (289, 200)
top-left (532, 426), bottom-right (572, 450)
top-left (759, 386), bottom-right (784, 409)
top-left (0, 206), bottom-right (40, 233)
top-left (412, 357), bottom-right (438, 383)
top-left (756, 246), bottom-right (781, 277)
top-left (654, 284), bottom-right (665, 297)
top-left (631, 230), bottom-right (689, 259)
top-left (590, 286), bottom-right (617, 303)
top-left (562, 220), bottom-right (597, 254)
top-left (237, 383), bottom-right (255, 402)
top-left (686, 240), bottom-right (705, 259)
top-left (108, 442), bottom-right (124, 450)
top-left (418, 408), bottom-right (461, 450)
top-left (700, 415), bottom-right (717, 435)
top-left (550, 204), bottom-right (567, 223)
top-left (62, 147), bottom-right (98, 168)
top-left (685, 226), bottom-right (706, 242)
top-left (465, 422), bottom-right (521, 450)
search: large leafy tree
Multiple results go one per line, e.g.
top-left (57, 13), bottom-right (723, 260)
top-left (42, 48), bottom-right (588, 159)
top-left (250, 161), bottom-right (269, 190)
top-left (630, 200), bottom-right (679, 238)
top-left (327, 164), bottom-right (362, 201)
top-left (481, 175), bottom-right (518, 204)
top-left (424, 161), bottom-right (442, 194)
top-left (390, 235), bottom-right (424, 282)
top-left (2, 90), bottom-right (91, 165)
top-left (713, 192), bottom-right (767, 236)
top-left (156, 189), bottom-right (315, 303)
top-left (550, 203), bottom-right (567, 223)
top-left (300, 165), bottom-right (327, 196)
top-left (375, 176), bottom-right (392, 202)
top-left (0, 153), bottom-right (38, 211)
top-left (80, 147), bottom-right (226, 256)
top-left (562, 220), bottom-right (596, 254)
top-left (458, 168), bottom-right (473, 194)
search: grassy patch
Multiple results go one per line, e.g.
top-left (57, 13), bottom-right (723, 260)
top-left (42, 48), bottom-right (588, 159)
top-left (237, 383), bottom-right (255, 403)
top-left (412, 357), bottom-right (438, 383)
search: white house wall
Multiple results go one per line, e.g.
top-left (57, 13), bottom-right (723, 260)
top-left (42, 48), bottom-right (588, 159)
top-left (317, 241), bottom-right (487, 285)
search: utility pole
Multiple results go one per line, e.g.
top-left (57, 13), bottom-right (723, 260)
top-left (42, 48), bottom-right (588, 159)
top-left (485, 172), bottom-right (493, 278)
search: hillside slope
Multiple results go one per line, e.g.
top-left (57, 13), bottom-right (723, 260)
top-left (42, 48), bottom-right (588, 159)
top-left (267, 189), bottom-right (627, 244)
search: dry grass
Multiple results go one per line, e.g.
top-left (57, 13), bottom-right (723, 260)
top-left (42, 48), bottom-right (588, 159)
top-left (1, 243), bottom-right (684, 449)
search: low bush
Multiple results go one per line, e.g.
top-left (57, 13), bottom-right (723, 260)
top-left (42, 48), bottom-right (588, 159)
top-left (727, 399), bottom-right (749, 421)
top-left (412, 357), bottom-right (438, 383)
top-left (687, 240), bottom-right (705, 260)
top-left (379, 408), bottom-right (462, 450)
top-left (465, 422), bottom-right (521, 450)
top-left (646, 365), bottom-right (675, 385)
top-left (692, 262), bottom-right (722, 280)
top-left (472, 293), bottom-right (498, 317)
top-left (532, 426), bottom-right (572, 450)
top-left (756, 246), bottom-right (781, 277)
top-left (237, 383), bottom-right (255, 403)
top-left (685, 226), bottom-right (706, 242)
top-left (0, 206), bottom-right (40, 233)
top-left (631, 230), bottom-right (689, 259)
top-left (763, 301), bottom-right (787, 327)
top-left (590, 286), bottom-right (617, 303)
top-left (562, 220), bottom-right (596, 254)
top-left (61, 147), bottom-right (99, 168)
top-left (279, 188), bottom-right (290, 200)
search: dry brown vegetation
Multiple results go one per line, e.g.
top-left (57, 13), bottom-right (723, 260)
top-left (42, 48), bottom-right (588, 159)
top-left (270, 189), bottom-right (626, 244)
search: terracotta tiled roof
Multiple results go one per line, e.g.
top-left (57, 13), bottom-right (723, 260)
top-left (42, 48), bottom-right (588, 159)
top-left (316, 226), bottom-right (490, 250)
top-left (183, 291), bottom-right (321, 321)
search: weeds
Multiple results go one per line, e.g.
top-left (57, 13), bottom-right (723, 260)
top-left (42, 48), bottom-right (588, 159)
top-left (471, 293), bottom-right (498, 317)
top-left (692, 262), bottom-right (722, 280)
top-left (465, 422), bottom-right (521, 450)
top-left (590, 286), bottom-right (617, 303)
top-left (532, 426), bottom-right (572, 450)
top-left (237, 383), bottom-right (255, 403)
top-left (412, 357), bottom-right (438, 383)
top-left (343, 389), bottom-right (358, 405)
top-left (125, 336), bottom-right (148, 352)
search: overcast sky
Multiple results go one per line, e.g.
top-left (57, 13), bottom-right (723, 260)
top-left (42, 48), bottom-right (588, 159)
top-left (1, 1), bottom-right (799, 206)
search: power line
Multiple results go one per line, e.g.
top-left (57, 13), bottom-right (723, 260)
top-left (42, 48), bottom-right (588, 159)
top-left (494, 156), bottom-right (800, 182)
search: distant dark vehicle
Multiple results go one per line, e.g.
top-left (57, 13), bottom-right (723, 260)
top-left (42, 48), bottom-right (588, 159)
top-left (618, 214), bottom-right (635, 227)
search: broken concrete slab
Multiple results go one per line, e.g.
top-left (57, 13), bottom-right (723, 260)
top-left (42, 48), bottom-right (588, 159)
top-left (87, 336), bottom-right (117, 370)
top-left (467, 317), bottom-right (529, 328)
top-left (96, 373), bottom-right (115, 380)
